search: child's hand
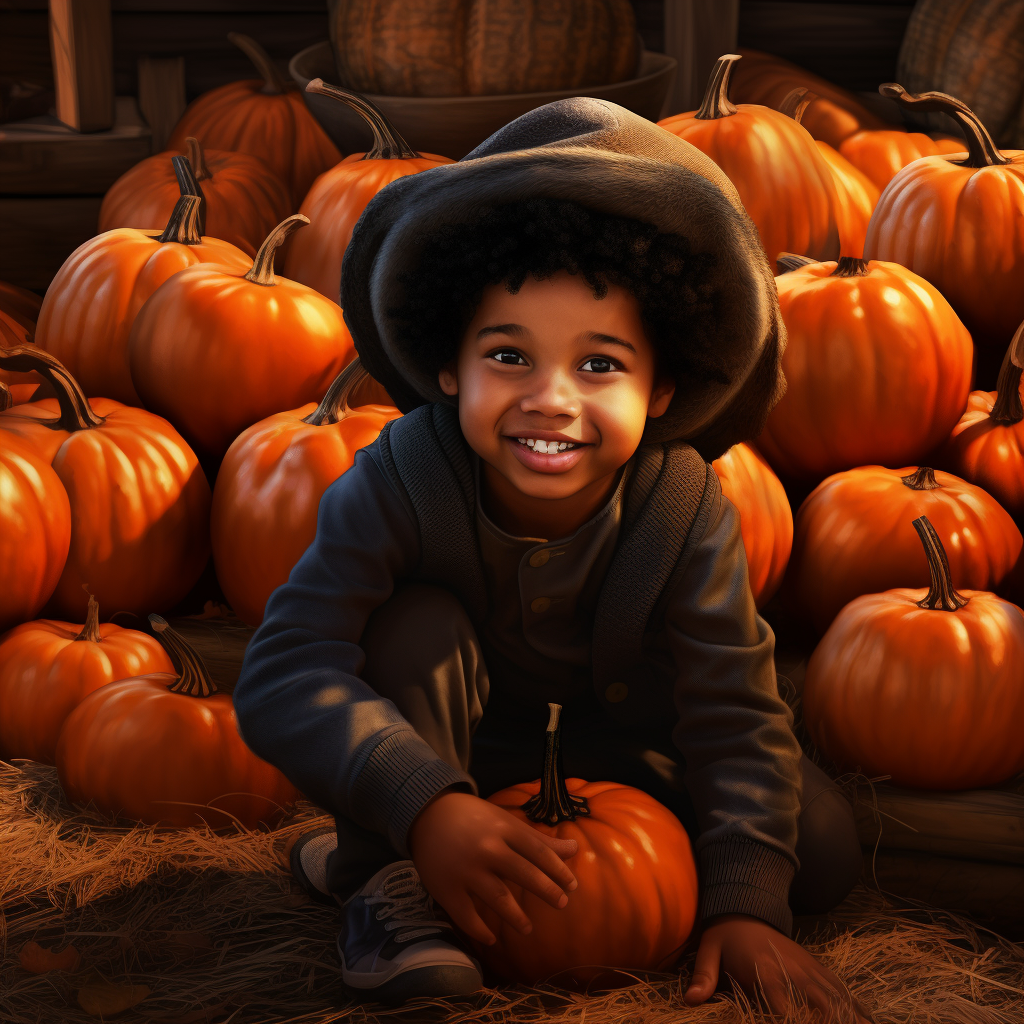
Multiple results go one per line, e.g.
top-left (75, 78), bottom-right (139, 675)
top-left (684, 914), bottom-right (873, 1023)
top-left (408, 788), bottom-right (578, 945)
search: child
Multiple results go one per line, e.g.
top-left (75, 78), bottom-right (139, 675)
top-left (233, 98), bottom-right (865, 1017)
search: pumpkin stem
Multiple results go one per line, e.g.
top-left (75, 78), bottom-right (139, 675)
top-left (157, 193), bottom-right (204, 245)
top-left (227, 32), bottom-right (293, 95)
top-left (185, 137), bottom-right (212, 182)
top-left (0, 345), bottom-right (105, 432)
top-left (901, 466), bottom-right (941, 490)
top-left (695, 54), bottom-right (740, 121)
top-left (990, 320), bottom-right (1024, 425)
top-left (305, 78), bottom-right (420, 160)
top-left (778, 87), bottom-right (813, 125)
top-left (303, 357), bottom-right (364, 425)
top-left (776, 253), bottom-right (819, 275)
top-left (244, 215), bottom-right (310, 286)
top-left (148, 614), bottom-right (218, 697)
top-left (0, 380), bottom-right (10, 412)
top-left (171, 155), bottom-right (207, 237)
top-left (522, 703), bottom-right (590, 826)
top-left (912, 515), bottom-right (969, 612)
top-left (878, 83), bottom-right (1009, 169)
top-left (73, 588), bottom-right (102, 643)
top-left (831, 257), bottom-right (870, 278)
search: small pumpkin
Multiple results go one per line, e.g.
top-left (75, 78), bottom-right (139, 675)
top-left (785, 464), bottom-right (1022, 635)
top-left (128, 214), bottom-right (355, 462)
top-left (283, 81), bottom-right (454, 301)
top-left (0, 434), bottom-right (70, 633)
top-left (1, 280), bottom-right (44, 404)
top-left (167, 33), bottom-right (341, 208)
top-left (0, 590), bottom-right (174, 764)
top-left (658, 54), bottom-right (840, 264)
top-left (938, 320), bottom-right (1024, 520)
top-left (803, 515), bottom-right (1024, 790)
top-left (211, 360), bottom-right (401, 627)
top-left (838, 125), bottom-right (966, 193)
top-left (757, 257), bottom-right (973, 483)
top-left (477, 703), bottom-right (698, 984)
top-left (55, 615), bottom-right (301, 829)
top-left (99, 137), bottom-right (292, 259)
top-left (34, 192), bottom-right (251, 406)
top-left (863, 84), bottom-right (1024, 349)
top-left (712, 442), bottom-right (792, 608)
top-left (0, 347), bottom-right (211, 623)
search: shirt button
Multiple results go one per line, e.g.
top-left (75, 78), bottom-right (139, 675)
top-left (605, 682), bottom-right (629, 703)
top-left (529, 550), bottom-right (550, 567)
top-left (530, 597), bottom-right (551, 613)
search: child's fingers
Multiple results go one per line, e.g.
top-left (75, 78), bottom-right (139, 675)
top-left (493, 845), bottom-right (573, 910)
top-left (537, 834), bottom-right (580, 860)
top-left (445, 891), bottom-right (497, 946)
top-left (469, 874), bottom-right (534, 936)
top-left (506, 828), bottom-right (578, 891)
top-left (683, 930), bottom-right (722, 1005)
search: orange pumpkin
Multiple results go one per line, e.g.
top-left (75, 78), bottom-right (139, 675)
top-left (779, 89), bottom-right (880, 258)
top-left (728, 47), bottom-right (891, 148)
top-left (838, 127), bottom-right (966, 192)
top-left (0, 347), bottom-right (211, 623)
top-left (0, 590), bottom-right (174, 764)
top-left (864, 84), bottom-right (1024, 351)
top-left (938, 320), bottom-right (1024, 520)
top-left (712, 443), bottom-right (792, 608)
top-left (34, 193), bottom-right (250, 406)
top-left (167, 33), bottom-right (341, 208)
top-left (283, 81), bottom-right (454, 301)
top-left (756, 258), bottom-right (973, 483)
top-left (55, 615), bottom-right (301, 829)
top-left (785, 465), bottom-right (1023, 635)
top-left (476, 704), bottom-right (698, 984)
top-left (1, 280), bottom-right (44, 404)
top-left (0, 435), bottom-right (71, 633)
top-left (211, 360), bottom-right (401, 626)
top-left (128, 215), bottom-right (355, 462)
top-left (803, 515), bottom-right (1024, 790)
top-left (99, 137), bottom-right (291, 259)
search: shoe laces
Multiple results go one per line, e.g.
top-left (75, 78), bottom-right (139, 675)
top-left (366, 865), bottom-right (453, 943)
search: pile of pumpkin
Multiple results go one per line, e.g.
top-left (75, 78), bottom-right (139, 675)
top-left (2, 35), bottom-right (1024, 852)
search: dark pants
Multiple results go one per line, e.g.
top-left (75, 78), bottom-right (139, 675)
top-left (325, 584), bottom-right (863, 915)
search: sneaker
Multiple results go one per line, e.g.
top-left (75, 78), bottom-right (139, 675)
top-left (289, 826), bottom-right (340, 908)
top-left (338, 860), bottom-right (483, 1003)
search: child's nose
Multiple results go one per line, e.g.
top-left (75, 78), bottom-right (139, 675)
top-left (519, 370), bottom-right (582, 419)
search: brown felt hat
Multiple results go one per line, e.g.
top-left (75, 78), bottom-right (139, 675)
top-left (340, 96), bottom-right (785, 458)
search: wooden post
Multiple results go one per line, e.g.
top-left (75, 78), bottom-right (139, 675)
top-left (137, 57), bottom-right (187, 152)
top-left (49, 0), bottom-right (115, 132)
top-left (661, 0), bottom-right (740, 118)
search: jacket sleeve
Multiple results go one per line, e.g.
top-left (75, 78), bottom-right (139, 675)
top-left (232, 443), bottom-right (472, 856)
top-left (665, 481), bottom-right (803, 936)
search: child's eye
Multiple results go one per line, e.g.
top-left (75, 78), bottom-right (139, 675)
top-left (490, 350), bottom-right (526, 366)
top-left (580, 357), bottom-right (617, 373)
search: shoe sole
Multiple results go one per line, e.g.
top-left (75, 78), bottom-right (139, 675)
top-left (340, 950), bottom-right (483, 1005)
top-left (289, 827), bottom-right (339, 908)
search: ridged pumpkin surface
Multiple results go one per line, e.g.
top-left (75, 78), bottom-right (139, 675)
top-left (1, 281), bottom-right (44, 403)
top-left (838, 129), bottom-right (966, 192)
top-left (814, 141), bottom-right (880, 258)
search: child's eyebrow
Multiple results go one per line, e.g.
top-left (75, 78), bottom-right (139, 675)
top-left (586, 333), bottom-right (637, 353)
top-left (476, 324), bottom-right (636, 354)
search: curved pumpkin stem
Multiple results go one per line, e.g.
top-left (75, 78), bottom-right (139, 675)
top-left (695, 54), bottom-right (740, 121)
top-left (990, 320), bottom-right (1024, 425)
top-left (185, 137), bottom-right (212, 182)
top-left (157, 193), bottom-right (204, 245)
top-left (172, 155), bottom-right (207, 237)
top-left (228, 32), bottom-right (293, 95)
top-left (831, 257), bottom-right (870, 278)
top-left (778, 87), bottom-right (814, 125)
top-left (912, 516), bottom-right (969, 611)
top-left (0, 380), bottom-right (11, 412)
top-left (74, 588), bottom-right (102, 643)
top-left (776, 253), bottom-right (819, 275)
top-left (0, 345), bottom-right (105, 432)
top-left (149, 614), bottom-right (218, 697)
top-left (522, 703), bottom-right (590, 826)
top-left (878, 84), bottom-right (1009, 169)
top-left (302, 357), bottom-right (364, 425)
top-left (244, 214), bottom-right (310, 286)
top-left (305, 78), bottom-right (420, 160)
top-left (901, 466), bottom-right (941, 491)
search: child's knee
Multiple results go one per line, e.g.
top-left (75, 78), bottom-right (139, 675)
top-left (790, 784), bottom-right (862, 915)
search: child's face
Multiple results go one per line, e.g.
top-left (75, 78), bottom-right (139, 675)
top-left (439, 271), bottom-right (675, 506)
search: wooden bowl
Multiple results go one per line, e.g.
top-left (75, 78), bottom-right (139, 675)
top-left (289, 41), bottom-right (677, 160)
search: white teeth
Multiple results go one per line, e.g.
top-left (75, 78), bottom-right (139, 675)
top-left (517, 437), bottom-right (577, 453)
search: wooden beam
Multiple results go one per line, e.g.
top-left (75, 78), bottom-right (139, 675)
top-left (49, 0), bottom-right (115, 132)
top-left (137, 55), bottom-right (186, 152)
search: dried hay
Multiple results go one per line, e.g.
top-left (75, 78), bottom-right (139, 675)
top-left (2, 759), bottom-right (1023, 1024)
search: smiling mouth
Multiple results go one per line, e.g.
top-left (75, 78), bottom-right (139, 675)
top-left (513, 437), bottom-right (585, 454)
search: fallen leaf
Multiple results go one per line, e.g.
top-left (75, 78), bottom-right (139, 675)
top-left (77, 980), bottom-right (151, 1017)
top-left (19, 940), bottom-right (81, 974)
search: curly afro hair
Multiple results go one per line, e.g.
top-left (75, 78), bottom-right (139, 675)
top-left (387, 197), bottom-right (723, 390)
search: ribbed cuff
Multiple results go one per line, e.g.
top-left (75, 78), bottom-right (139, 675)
top-left (351, 728), bottom-right (474, 857)
top-left (698, 836), bottom-right (796, 937)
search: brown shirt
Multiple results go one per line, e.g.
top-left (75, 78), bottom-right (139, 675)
top-left (473, 455), bottom-right (631, 714)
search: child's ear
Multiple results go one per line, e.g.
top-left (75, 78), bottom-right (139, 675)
top-left (647, 375), bottom-right (676, 419)
top-left (438, 361), bottom-right (458, 396)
